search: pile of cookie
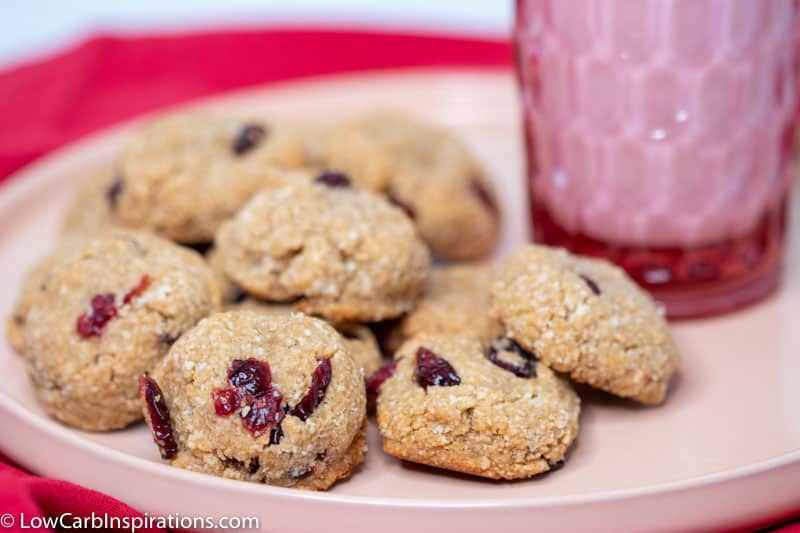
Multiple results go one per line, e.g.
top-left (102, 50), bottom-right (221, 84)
top-left (7, 111), bottom-right (679, 490)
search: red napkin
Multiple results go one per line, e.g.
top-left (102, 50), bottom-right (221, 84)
top-left (0, 27), bottom-right (796, 533)
top-left (0, 458), bottom-right (166, 533)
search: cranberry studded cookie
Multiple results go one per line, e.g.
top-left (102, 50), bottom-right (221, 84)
top-left (141, 311), bottom-right (367, 490)
top-left (111, 113), bottom-right (304, 244)
top-left (490, 245), bottom-right (680, 405)
top-left (381, 263), bottom-right (503, 355)
top-left (22, 231), bottom-right (221, 431)
top-left (228, 298), bottom-right (384, 377)
top-left (377, 334), bottom-right (580, 479)
top-left (313, 113), bottom-right (501, 261)
top-left (215, 170), bottom-right (431, 322)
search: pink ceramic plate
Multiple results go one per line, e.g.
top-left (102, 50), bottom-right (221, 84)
top-left (0, 70), bottom-right (798, 533)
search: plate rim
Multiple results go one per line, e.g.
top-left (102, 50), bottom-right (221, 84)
top-left (2, 381), bottom-right (799, 508)
top-left (1, 67), bottom-right (798, 510)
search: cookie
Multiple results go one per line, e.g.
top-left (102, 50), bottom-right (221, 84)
top-left (314, 113), bottom-right (501, 260)
top-left (22, 231), bottom-right (221, 431)
top-left (215, 171), bottom-right (430, 322)
top-left (112, 114), bottom-right (304, 243)
top-left (60, 165), bottom-right (121, 238)
top-left (490, 245), bottom-right (680, 405)
top-left (376, 334), bottom-right (580, 479)
top-left (228, 299), bottom-right (383, 376)
top-left (381, 263), bottom-right (503, 355)
top-left (142, 310), bottom-right (367, 490)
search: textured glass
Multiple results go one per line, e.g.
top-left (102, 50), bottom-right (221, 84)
top-left (515, 0), bottom-right (800, 317)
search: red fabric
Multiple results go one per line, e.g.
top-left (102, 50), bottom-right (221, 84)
top-left (0, 27), bottom-right (796, 533)
top-left (0, 459), bottom-right (166, 532)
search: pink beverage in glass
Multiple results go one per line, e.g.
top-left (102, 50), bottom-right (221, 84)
top-left (514, 0), bottom-right (799, 318)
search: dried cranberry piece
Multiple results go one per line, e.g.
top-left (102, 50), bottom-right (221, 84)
top-left (290, 358), bottom-right (333, 421)
top-left (314, 171), bottom-right (351, 188)
top-left (579, 274), bottom-right (601, 295)
top-left (470, 178), bottom-right (499, 215)
top-left (107, 176), bottom-right (124, 208)
top-left (242, 388), bottom-right (285, 438)
top-left (365, 359), bottom-right (398, 396)
top-left (123, 275), bottom-right (151, 304)
top-left (77, 276), bottom-right (153, 338)
top-left (416, 347), bottom-right (460, 389)
top-left (76, 294), bottom-right (118, 338)
top-left (387, 191), bottom-right (416, 220)
top-left (232, 124), bottom-right (267, 155)
top-left (227, 358), bottom-right (271, 397)
top-left (212, 358), bottom-right (288, 442)
top-left (212, 386), bottom-right (241, 416)
top-left (214, 357), bottom-right (336, 440)
top-left (487, 337), bottom-right (537, 378)
top-left (139, 375), bottom-right (178, 459)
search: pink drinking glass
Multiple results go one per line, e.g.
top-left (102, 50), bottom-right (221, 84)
top-left (514, 0), bottom-right (800, 318)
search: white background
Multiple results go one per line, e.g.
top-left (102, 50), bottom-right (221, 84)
top-left (0, 1), bottom-right (512, 69)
